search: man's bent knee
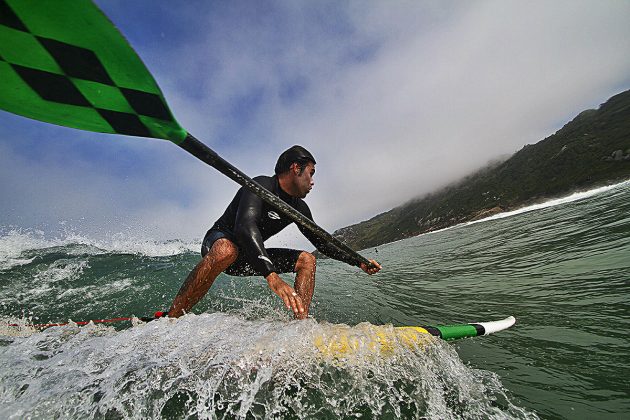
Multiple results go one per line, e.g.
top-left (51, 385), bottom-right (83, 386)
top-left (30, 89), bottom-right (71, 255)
top-left (295, 251), bottom-right (316, 272)
top-left (209, 238), bottom-right (239, 267)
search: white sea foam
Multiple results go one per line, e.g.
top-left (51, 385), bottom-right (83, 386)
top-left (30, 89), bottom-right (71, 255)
top-left (0, 229), bottom-right (56, 271)
top-left (0, 313), bottom-right (535, 419)
top-left (0, 228), bottom-right (199, 271)
top-left (33, 260), bottom-right (90, 285)
top-left (0, 259), bottom-right (91, 309)
top-left (85, 233), bottom-right (199, 257)
top-left (0, 316), bottom-right (39, 337)
top-left (57, 278), bottom-right (140, 301)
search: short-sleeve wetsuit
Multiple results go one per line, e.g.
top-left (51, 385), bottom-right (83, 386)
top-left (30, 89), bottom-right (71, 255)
top-left (202, 175), bottom-right (359, 277)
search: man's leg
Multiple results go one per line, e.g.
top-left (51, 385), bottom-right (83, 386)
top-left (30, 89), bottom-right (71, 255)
top-left (168, 238), bottom-right (238, 318)
top-left (293, 251), bottom-right (316, 320)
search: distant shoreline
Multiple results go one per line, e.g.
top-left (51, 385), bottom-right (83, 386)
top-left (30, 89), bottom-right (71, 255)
top-left (363, 178), bottom-right (630, 251)
top-left (462, 178), bottom-right (630, 226)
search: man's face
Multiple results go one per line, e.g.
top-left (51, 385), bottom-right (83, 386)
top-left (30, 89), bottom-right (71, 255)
top-left (294, 162), bottom-right (315, 198)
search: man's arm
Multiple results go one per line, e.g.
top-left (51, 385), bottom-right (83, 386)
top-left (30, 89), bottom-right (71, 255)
top-left (297, 203), bottom-right (381, 274)
top-left (233, 185), bottom-right (275, 277)
top-left (233, 184), bottom-right (305, 316)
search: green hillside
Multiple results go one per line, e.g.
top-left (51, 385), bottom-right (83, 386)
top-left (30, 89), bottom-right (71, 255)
top-left (335, 90), bottom-right (630, 251)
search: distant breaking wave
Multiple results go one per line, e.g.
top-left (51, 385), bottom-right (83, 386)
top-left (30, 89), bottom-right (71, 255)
top-left (404, 179), bottom-right (630, 241)
top-left (465, 179), bottom-right (630, 227)
top-left (0, 228), bottom-right (199, 271)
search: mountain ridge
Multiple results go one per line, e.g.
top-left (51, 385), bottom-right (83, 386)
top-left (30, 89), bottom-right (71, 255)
top-left (334, 89), bottom-right (630, 251)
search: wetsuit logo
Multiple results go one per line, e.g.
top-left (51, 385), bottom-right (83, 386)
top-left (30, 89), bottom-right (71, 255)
top-left (267, 211), bottom-right (281, 220)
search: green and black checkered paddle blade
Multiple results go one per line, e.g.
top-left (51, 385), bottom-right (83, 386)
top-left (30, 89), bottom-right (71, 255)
top-left (0, 0), bottom-right (187, 143)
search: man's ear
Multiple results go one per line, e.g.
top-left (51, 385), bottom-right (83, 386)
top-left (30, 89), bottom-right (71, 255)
top-left (291, 163), bottom-right (300, 174)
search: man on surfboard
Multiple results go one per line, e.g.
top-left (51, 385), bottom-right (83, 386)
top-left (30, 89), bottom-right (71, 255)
top-left (168, 145), bottom-right (381, 319)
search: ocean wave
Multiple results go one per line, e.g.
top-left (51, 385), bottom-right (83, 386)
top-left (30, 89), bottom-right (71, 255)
top-left (0, 228), bottom-right (199, 271)
top-left (0, 229), bottom-right (57, 271)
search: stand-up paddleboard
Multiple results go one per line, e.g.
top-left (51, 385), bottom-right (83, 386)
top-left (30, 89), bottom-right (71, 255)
top-left (3, 315), bottom-right (515, 358)
top-left (314, 316), bottom-right (515, 357)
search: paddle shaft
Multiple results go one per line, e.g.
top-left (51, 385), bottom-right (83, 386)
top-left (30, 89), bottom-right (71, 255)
top-left (179, 134), bottom-right (372, 268)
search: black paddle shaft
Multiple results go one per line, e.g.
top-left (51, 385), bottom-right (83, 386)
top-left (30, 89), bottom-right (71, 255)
top-left (178, 134), bottom-right (374, 268)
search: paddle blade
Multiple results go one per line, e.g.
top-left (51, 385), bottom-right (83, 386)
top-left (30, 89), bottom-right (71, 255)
top-left (0, 0), bottom-right (187, 143)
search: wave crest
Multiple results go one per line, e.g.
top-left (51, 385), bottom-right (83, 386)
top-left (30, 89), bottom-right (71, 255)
top-left (0, 228), bottom-right (199, 271)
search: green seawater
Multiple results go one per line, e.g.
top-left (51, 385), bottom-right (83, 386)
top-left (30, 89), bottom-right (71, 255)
top-left (0, 181), bottom-right (628, 419)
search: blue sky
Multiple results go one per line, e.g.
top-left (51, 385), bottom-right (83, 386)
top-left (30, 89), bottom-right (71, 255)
top-left (1, 0), bottom-right (629, 247)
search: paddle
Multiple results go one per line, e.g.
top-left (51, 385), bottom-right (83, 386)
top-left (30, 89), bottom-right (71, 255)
top-left (0, 0), bottom-right (373, 268)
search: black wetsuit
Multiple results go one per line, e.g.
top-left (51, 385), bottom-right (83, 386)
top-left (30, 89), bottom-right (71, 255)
top-left (202, 175), bottom-right (359, 277)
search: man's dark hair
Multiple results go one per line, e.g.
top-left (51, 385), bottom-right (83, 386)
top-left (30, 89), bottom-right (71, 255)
top-left (274, 145), bottom-right (316, 175)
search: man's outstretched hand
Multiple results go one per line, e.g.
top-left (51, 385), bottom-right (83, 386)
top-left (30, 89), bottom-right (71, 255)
top-left (360, 259), bottom-right (381, 275)
top-left (266, 272), bottom-right (304, 316)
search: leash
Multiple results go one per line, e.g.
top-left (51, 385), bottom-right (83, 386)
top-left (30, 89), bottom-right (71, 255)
top-left (7, 310), bottom-right (169, 329)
